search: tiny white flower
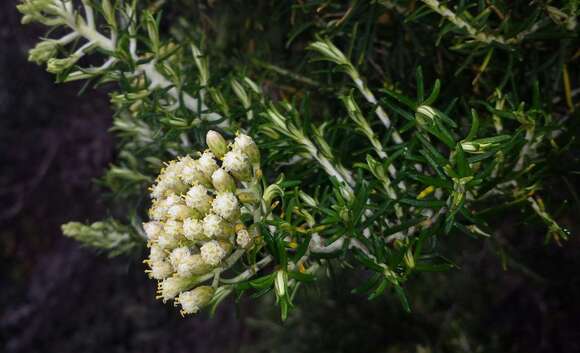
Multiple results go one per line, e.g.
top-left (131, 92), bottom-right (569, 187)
top-left (148, 260), bottom-right (173, 280)
top-left (163, 193), bottom-right (182, 207)
top-left (198, 151), bottom-right (219, 178)
top-left (222, 149), bottom-right (251, 181)
top-left (177, 286), bottom-right (214, 315)
top-left (182, 218), bottom-right (206, 241)
top-left (175, 254), bottom-right (211, 277)
top-left (149, 201), bottom-right (167, 221)
top-left (167, 204), bottom-right (190, 220)
top-left (157, 232), bottom-right (180, 249)
top-left (212, 192), bottom-right (240, 221)
top-left (151, 181), bottom-right (169, 200)
top-left (158, 221), bottom-right (182, 249)
top-left (143, 221), bottom-right (162, 240)
top-left (200, 240), bottom-right (227, 266)
top-left (234, 133), bottom-right (260, 164)
top-left (202, 213), bottom-right (233, 239)
top-left (149, 244), bottom-right (166, 262)
top-left (159, 163), bottom-right (186, 192)
top-left (169, 246), bottom-right (191, 269)
top-left (179, 156), bottom-right (209, 186)
top-left (185, 184), bottom-right (213, 215)
top-left (163, 219), bottom-right (182, 236)
top-left (211, 168), bottom-right (236, 192)
top-left (158, 276), bottom-right (191, 302)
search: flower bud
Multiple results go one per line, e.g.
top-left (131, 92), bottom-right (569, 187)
top-left (415, 105), bottom-right (437, 127)
top-left (206, 130), bottom-right (228, 159)
top-left (235, 189), bottom-right (260, 204)
top-left (28, 40), bottom-right (58, 64)
top-left (234, 134), bottom-right (260, 164)
top-left (177, 286), bottom-right (214, 315)
top-left (211, 168), bottom-right (236, 193)
top-left (47, 55), bottom-right (80, 74)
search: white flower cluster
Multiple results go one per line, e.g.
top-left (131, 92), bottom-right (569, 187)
top-left (143, 131), bottom-right (260, 315)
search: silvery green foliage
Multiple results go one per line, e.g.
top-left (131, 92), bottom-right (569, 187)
top-left (62, 220), bottom-right (140, 257)
top-left (20, 0), bottom-right (577, 319)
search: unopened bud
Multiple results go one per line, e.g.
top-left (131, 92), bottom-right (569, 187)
top-left (28, 40), bottom-right (58, 64)
top-left (236, 189), bottom-right (260, 204)
top-left (206, 130), bottom-right (228, 159)
top-left (47, 55), bottom-right (80, 74)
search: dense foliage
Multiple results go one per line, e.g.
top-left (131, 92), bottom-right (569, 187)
top-left (17, 0), bottom-right (578, 320)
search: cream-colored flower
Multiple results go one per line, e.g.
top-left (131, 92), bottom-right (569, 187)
top-left (212, 192), bottom-right (240, 221)
top-left (222, 149), bottom-right (251, 181)
top-left (148, 260), bottom-right (173, 280)
top-left (211, 168), bottom-right (236, 192)
top-left (143, 130), bottom-right (265, 315)
top-left (157, 225), bottom-right (181, 249)
top-left (198, 151), bottom-right (218, 178)
top-left (200, 240), bottom-right (227, 266)
top-left (149, 244), bottom-right (166, 262)
top-left (169, 246), bottom-right (191, 269)
top-left (177, 286), bottom-right (214, 314)
top-left (175, 254), bottom-right (211, 277)
top-left (167, 204), bottom-right (190, 220)
top-left (234, 133), bottom-right (260, 164)
top-left (185, 184), bottom-right (213, 214)
top-left (182, 218), bottom-right (205, 241)
top-left (179, 156), bottom-right (210, 186)
top-left (163, 219), bottom-right (182, 236)
top-left (158, 276), bottom-right (192, 302)
top-left (202, 213), bottom-right (233, 239)
top-left (143, 221), bottom-right (162, 240)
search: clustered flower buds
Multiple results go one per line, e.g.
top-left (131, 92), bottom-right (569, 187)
top-left (143, 131), bottom-right (261, 315)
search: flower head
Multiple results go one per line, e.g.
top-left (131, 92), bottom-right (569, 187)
top-left (177, 286), bottom-right (214, 315)
top-left (143, 130), bottom-right (263, 315)
top-left (223, 149), bottom-right (252, 181)
top-left (212, 192), bottom-right (240, 221)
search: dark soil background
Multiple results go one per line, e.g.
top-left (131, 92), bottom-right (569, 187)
top-left (1, 1), bottom-right (579, 353)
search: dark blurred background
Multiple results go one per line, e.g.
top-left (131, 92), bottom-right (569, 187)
top-left (1, 1), bottom-right (579, 352)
